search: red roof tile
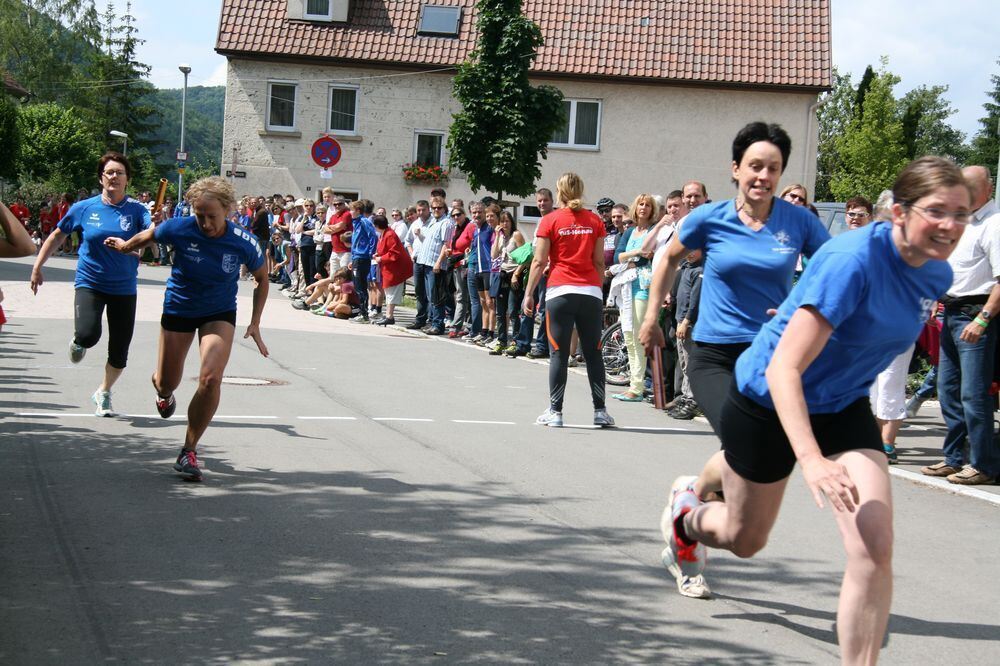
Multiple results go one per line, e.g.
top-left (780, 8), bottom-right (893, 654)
top-left (216, 0), bottom-right (830, 90)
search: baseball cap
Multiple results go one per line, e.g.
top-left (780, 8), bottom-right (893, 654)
top-left (294, 198), bottom-right (305, 207)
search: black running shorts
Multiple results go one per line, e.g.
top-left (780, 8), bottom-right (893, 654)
top-left (720, 383), bottom-right (883, 484)
top-left (161, 310), bottom-right (237, 333)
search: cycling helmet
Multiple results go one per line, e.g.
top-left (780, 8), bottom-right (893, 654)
top-left (596, 197), bottom-right (615, 210)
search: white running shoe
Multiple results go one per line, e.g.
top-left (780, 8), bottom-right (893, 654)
top-left (660, 475), bottom-right (710, 598)
top-left (593, 408), bottom-right (615, 427)
top-left (535, 408), bottom-right (563, 427)
top-left (92, 389), bottom-right (114, 417)
top-left (69, 340), bottom-right (87, 364)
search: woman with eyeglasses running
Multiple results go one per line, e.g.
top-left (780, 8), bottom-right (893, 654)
top-left (30, 152), bottom-right (153, 416)
top-left (658, 156), bottom-right (969, 665)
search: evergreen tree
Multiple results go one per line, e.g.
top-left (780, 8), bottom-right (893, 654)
top-left (854, 65), bottom-right (875, 119)
top-left (447, 0), bottom-right (565, 200)
top-left (830, 63), bottom-right (907, 201)
top-left (898, 85), bottom-right (967, 163)
top-left (968, 60), bottom-right (1000, 182)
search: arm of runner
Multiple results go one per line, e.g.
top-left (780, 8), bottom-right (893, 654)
top-left (0, 202), bottom-right (36, 258)
top-left (244, 263), bottom-right (270, 357)
top-left (105, 227), bottom-right (157, 254)
top-left (639, 232), bottom-right (687, 355)
top-left (29, 228), bottom-right (67, 294)
top-left (765, 305), bottom-right (859, 513)
top-left (522, 237), bottom-right (550, 316)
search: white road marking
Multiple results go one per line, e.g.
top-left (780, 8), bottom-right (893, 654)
top-left (452, 419), bottom-right (516, 425)
top-left (889, 467), bottom-right (1000, 507)
top-left (372, 417), bottom-right (434, 422)
top-left (297, 416), bottom-right (357, 420)
top-left (16, 412), bottom-right (95, 418)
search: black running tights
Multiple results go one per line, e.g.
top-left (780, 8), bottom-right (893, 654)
top-left (545, 293), bottom-right (605, 411)
top-left (74, 287), bottom-right (137, 369)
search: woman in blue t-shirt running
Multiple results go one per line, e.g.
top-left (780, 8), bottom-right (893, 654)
top-left (660, 157), bottom-right (970, 663)
top-left (30, 152), bottom-right (152, 417)
top-left (105, 176), bottom-right (269, 481)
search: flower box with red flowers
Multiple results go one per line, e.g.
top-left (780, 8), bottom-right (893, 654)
top-left (402, 163), bottom-right (449, 183)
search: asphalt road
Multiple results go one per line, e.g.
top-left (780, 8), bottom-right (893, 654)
top-left (1, 255), bottom-right (998, 664)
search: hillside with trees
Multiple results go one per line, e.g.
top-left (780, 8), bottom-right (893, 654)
top-left (144, 86), bottom-right (225, 175)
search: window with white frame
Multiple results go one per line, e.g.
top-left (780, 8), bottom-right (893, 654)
top-left (418, 5), bottom-right (462, 36)
top-left (414, 130), bottom-right (445, 166)
top-left (267, 81), bottom-right (297, 131)
top-left (305, 0), bottom-right (332, 20)
top-left (550, 99), bottom-right (601, 149)
top-left (328, 85), bottom-right (358, 133)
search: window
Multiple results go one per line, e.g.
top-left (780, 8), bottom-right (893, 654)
top-left (328, 85), bottom-right (358, 134)
top-left (334, 190), bottom-right (360, 202)
top-left (267, 81), bottom-right (297, 131)
top-left (414, 131), bottom-right (445, 167)
top-left (305, 0), bottom-right (332, 20)
top-left (418, 5), bottom-right (461, 37)
top-left (550, 99), bottom-right (601, 149)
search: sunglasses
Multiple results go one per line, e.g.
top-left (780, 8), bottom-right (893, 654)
top-left (785, 193), bottom-right (806, 203)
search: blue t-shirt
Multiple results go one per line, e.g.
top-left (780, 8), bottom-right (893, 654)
top-left (679, 198), bottom-right (830, 343)
top-left (154, 216), bottom-right (264, 317)
top-left (57, 195), bottom-right (152, 295)
top-left (736, 222), bottom-right (952, 413)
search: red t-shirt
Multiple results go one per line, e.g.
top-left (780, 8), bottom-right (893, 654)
top-left (9, 203), bottom-right (30, 226)
top-left (330, 210), bottom-right (354, 253)
top-left (535, 208), bottom-right (605, 288)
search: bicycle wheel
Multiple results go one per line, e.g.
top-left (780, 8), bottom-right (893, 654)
top-left (600, 322), bottom-right (630, 386)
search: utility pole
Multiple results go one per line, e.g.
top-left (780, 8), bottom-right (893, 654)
top-left (178, 64), bottom-right (191, 198)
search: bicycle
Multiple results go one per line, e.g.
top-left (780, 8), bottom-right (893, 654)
top-left (600, 306), bottom-right (630, 386)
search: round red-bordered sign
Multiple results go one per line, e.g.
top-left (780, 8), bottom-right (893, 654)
top-left (311, 136), bottom-right (342, 168)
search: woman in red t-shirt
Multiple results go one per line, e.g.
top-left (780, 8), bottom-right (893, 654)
top-left (522, 172), bottom-right (614, 428)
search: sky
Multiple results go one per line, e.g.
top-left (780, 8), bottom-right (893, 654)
top-left (123, 0), bottom-right (998, 139)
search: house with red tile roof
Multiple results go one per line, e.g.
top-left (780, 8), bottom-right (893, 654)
top-left (216, 0), bottom-right (830, 223)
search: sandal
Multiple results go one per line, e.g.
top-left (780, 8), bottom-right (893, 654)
top-left (614, 392), bottom-right (643, 402)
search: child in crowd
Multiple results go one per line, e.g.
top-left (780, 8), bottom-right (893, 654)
top-left (324, 267), bottom-right (360, 319)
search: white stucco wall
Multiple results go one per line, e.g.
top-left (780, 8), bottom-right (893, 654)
top-left (221, 58), bottom-right (819, 223)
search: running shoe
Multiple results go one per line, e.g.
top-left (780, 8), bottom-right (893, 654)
top-left (92, 389), bottom-right (114, 417)
top-left (69, 340), bottom-right (87, 364)
top-left (174, 448), bottom-right (203, 481)
top-left (593, 408), bottom-right (615, 427)
top-left (883, 443), bottom-right (898, 464)
top-left (904, 395), bottom-right (926, 419)
top-left (535, 408), bottom-right (563, 427)
top-left (155, 394), bottom-right (176, 419)
top-left (660, 475), bottom-right (710, 599)
top-left (567, 356), bottom-right (579, 367)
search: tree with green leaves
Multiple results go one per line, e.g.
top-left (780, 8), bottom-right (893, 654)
top-left (898, 85), bottom-right (967, 162)
top-left (829, 63), bottom-right (907, 201)
top-left (15, 102), bottom-right (99, 190)
top-left (447, 0), bottom-right (565, 201)
top-left (0, 94), bottom-right (19, 182)
top-left (968, 60), bottom-right (999, 183)
top-left (814, 68), bottom-right (855, 201)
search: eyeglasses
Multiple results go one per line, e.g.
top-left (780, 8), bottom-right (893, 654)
top-left (103, 170), bottom-right (126, 178)
top-left (451, 211), bottom-right (464, 217)
top-left (785, 193), bottom-right (806, 203)
top-left (846, 211), bottom-right (870, 220)
top-left (431, 206), bottom-right (445, 210)
top-left (907, 204), bottom-right (971, 225)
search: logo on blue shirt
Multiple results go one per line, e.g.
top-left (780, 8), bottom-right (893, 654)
top-left (119, 215), bottom-right (132, 232)
top-left (222, 253), bottom-right (239, 274)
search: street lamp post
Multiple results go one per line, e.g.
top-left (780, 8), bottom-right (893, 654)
top-left (178, 64), bottom-right (192, 201)
top-left (109, 130), bottom-right (128, 155)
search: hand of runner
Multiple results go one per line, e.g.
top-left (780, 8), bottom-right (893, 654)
top-left (245, 324), bottom-right (269, 357)
top-left (801, 455), bottom-right (859, 513)
top-left (29, 267), bottom-right (43, 294)
top-left (639, 318), bottom-right (665, 356)
top-left (104, 237), bottom-right (125, 252)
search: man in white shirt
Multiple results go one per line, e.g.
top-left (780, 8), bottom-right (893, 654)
top-left (922, 166), bottom-right (1000, 485)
